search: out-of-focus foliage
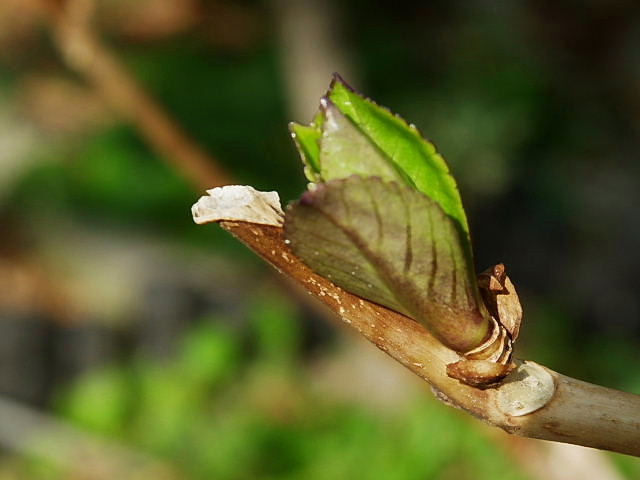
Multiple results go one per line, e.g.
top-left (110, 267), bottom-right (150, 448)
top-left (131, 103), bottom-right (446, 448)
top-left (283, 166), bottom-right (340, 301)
top-left (38, 294), bottom-right (527, 480)
top-left (1, 0), bottom-right (639, 478)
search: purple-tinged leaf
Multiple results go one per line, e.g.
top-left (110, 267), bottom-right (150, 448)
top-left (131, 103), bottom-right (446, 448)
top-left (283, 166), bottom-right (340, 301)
top-left (285, 176), bottom-right (489, 352)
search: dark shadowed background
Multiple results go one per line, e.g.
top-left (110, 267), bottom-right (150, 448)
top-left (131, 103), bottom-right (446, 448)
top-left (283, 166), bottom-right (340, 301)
top-left (0, 1), bottom-right (639, 478)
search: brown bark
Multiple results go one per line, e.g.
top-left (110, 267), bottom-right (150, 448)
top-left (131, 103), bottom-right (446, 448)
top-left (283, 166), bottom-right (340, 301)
top-left (217, 219), bottom-right (640, 457)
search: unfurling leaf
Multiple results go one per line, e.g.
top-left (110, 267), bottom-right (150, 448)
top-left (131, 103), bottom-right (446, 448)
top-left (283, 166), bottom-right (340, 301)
top-left (290, 75), bottom-right (469, 240)
top-left (285, 176), bottom-right (489, 353)
top-left (289, 111), bottom-right (323, 182)
top-left (317, 99), bottom-right (406, 183)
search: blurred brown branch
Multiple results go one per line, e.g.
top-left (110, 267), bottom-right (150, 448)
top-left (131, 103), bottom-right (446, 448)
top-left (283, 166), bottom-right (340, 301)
top-left (271, 0), bottom-right (355, 121)
top-left (33, 0), bottom-right (231, 190)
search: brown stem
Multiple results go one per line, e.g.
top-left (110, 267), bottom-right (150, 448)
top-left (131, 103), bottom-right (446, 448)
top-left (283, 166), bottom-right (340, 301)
top-left (216, 219), bottom-right (640, 457)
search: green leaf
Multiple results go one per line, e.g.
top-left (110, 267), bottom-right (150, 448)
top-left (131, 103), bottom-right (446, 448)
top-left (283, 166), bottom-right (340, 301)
top-left (289, 123), bottom-right (321, 182)
top-left (318, 99), bottom-right (407, 183)
top-left (285, 176), bottom-right (488, 352)
top-left (289, 111), bottom-right (325, 182)
top-left (327, 76), bottom-right (469, 237)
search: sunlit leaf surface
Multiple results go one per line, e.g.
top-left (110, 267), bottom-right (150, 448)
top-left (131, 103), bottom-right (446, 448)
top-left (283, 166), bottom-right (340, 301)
top-left (289, 120), bottom-right (322, 182)
top-left (327, 76), bottom-right (469, 238)
top-left (289, 76), bottom-right (469, 240)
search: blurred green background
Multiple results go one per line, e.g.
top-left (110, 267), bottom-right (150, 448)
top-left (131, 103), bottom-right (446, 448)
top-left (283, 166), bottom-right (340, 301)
top-left (0, 1), bottom-right (639, 478)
